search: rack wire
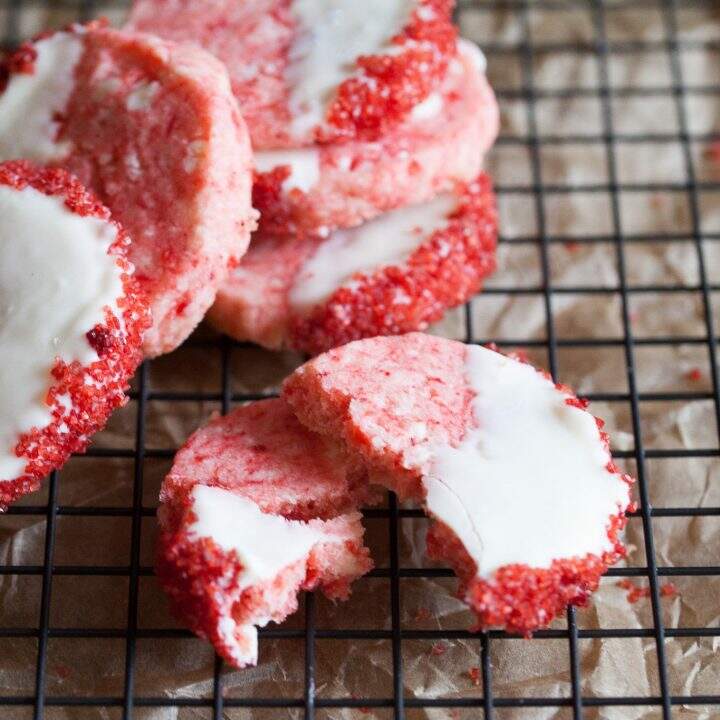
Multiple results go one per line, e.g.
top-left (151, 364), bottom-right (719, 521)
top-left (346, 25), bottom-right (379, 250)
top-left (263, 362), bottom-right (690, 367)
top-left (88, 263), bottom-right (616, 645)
top-left (1, 0), bottom-right (719, 718)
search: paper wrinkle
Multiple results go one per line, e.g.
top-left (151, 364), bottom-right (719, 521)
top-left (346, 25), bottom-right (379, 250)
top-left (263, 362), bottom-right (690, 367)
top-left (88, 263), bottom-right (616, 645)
top-left (0, 7), bottom-right (719, 720)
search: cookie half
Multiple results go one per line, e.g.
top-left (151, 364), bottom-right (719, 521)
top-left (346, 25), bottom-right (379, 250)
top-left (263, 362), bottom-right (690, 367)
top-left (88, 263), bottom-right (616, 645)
top-left (157, 398), bottom-right (373, 667)
top-left (283, 333), bottom-right (635, 635)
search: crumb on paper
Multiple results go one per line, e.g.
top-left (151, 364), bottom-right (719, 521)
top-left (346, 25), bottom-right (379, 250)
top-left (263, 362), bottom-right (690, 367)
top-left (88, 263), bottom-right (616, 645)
top-left (414, 606), bottom-right (432, 622)
top-left (704, 141), bottom-right (720, 164)
top-left (616, 579), bottom-right (679, 604)
top-left (430, 641), bottom-right (447, 656)
top-left (649, 194), bottom-right (667, 210)
top-left (466, 666), bottom-right (481, 687)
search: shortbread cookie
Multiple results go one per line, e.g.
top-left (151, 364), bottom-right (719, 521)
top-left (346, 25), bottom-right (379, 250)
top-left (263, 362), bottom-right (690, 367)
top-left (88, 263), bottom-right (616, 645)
top-left (127, 0), bottom-right (457, 148)
top-left (210, 174), bottom-right (497, 354)
top-left (157, 399), bottom-right (373, 667)
top-left (253, 41), bottom-right (497, 235)
top-left (283, 334), bottom-right (635, 635)
top-left (0, 161), bottom-right (149, 507)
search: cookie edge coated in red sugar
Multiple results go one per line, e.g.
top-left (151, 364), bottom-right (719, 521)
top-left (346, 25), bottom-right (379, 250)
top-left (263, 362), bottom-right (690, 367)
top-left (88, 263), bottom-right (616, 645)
top-left (155, 487), bottom-right (372, 668)
top-left (320, 0), bottom-right (457, 143)
top-left (0, 160), bottom-right (150, 508)
top-left (288, 173), bottom-right (497, 355)
top-left (425, 348), bottom-right (636, 635)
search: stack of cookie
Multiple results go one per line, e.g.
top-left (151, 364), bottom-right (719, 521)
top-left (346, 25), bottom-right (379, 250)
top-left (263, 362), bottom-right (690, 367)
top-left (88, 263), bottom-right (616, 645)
top-left (128, 0), bottom-right (501, 354)
top-left (0, 23), bottom-right (256, 504)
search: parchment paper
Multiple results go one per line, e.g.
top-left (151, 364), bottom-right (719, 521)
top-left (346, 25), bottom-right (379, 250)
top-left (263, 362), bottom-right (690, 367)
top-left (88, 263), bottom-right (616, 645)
top-left (1, 4), bottom-right (719, 719)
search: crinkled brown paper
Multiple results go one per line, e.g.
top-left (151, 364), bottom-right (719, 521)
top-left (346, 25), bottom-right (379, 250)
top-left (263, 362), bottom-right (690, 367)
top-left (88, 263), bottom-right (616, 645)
top-left (1, 4), bottom-right (719, 719)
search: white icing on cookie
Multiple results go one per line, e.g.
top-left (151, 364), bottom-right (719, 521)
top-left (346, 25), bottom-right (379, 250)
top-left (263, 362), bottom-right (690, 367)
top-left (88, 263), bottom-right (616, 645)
top-left (286, 0), bottom-right (416, 138)
top-left (289, 193), bottom-right (456, 312)
top-left (188, 484), bottom-right (328, 585)
top-left (0, 33), bottom-right (84, 163)
top-left (424, 346), bottom-right (630, 577)
top-left (255, 148), bottom-right (320, 193)
top-left (0, 184), bottom-right (123, 481)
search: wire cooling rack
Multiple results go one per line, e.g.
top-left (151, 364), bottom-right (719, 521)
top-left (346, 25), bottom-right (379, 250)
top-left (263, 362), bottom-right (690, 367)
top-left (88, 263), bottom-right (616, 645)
top-left (1, 0), bottom-right (720, 718)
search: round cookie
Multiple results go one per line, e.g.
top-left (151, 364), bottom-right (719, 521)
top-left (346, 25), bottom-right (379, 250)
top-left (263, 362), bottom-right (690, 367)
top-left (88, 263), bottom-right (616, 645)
top-left (127, 0), bottom-right (457, 149)
top-left (282, 334), bottom-right (635, 635)
top-left (0, 23), bottom-right (256, 356)
top-left (0, 161), bottom-right (150, 508)
top-left (209, 173), bottom-right (497, 355)
top-left (253, 40), bottom-right (498, 236)
top-left (157, 398), bottom-right (373, 668)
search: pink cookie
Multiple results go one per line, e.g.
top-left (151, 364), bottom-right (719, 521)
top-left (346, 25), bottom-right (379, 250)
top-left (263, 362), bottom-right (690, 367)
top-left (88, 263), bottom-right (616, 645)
top-left (0, 23), bottom-right (255, 356)
top-left (127, 0), bottom-right (457, 149)
top-left (253, 40), bottom-right (498, 236)
top-left (0, 161), bottom-right (150, 508)
top-left (157, 398), bottom-right (373, 668)
top-left (209, 173), bottom-right (497, 355)
top-left (283, 334), bottom-right (635, 636)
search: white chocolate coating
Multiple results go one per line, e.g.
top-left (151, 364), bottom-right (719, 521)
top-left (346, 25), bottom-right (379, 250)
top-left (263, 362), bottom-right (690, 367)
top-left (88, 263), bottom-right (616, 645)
top-left (286, 0), bottom-right (416, 138)
top-left (0, 184), bottom-right (123, 481)
top-left (255, 148), bottom-right (321, 193)
top-left (0, 33), bottom-right (83, 163)
top-left (289, 193), bottom-right (457, 312)
top-left (424, 346), bottom-right (630, 577)
top-left (188, 484), bottom-right (329, 585)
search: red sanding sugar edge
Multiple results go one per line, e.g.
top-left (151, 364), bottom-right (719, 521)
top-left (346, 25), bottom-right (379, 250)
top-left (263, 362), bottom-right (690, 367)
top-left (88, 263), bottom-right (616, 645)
top-left (425, 356), bottom-right (636, 636)
top-left (288, 172), bottom-right (497, 355)
top-left (321, 0), bottom-right (457, 143)
top-left (0, 160), bottom-right (150, 508)
top-left (156, 489), bottom-right (372, 667)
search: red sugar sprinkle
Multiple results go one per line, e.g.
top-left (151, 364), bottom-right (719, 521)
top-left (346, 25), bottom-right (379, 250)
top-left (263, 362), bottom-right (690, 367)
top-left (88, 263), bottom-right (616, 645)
top-left (616, 580), bottom-right (678, 603)
top-left (564, 241), bottom-right (581, 253)
top-left (0, 160), bottom-right (150, 508)
top-left (649, 194), bottom-right (667, 210)
top-left (322, 0), bottom-right (456, 143)
top-left (509, 348), bottom-right (530, 364)
top-left (351, 695), bottom-right (372, 714)
top-left (430, 642), bottom-right (447, 656)
top-left (414, 606), bottom-right (432, 622)
top-left (53, 663), bottom-right (72, 680)
top-left (467, 667), bottom-right (481, 687)
top-left (686, 367), bottom-right (703, 382)
top-left (251, 165), bottom-right (295, 234)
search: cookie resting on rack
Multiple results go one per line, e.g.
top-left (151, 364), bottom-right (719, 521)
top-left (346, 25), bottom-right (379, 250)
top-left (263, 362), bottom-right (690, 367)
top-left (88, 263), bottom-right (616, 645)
top-left (127, 0), bottom-right (457, 148)
top-left (283, 333), bottom-right (635, 635)
top-left (156, 398), bottom-right (373, 668)
top-left (0, 161), bottom-right (150, 508)
top-left (209, 173), bottom-right (497, 355)
top-left (0, 22), bottom-right (256, 357)
top-left (252, 40), bottom-right (498, 236)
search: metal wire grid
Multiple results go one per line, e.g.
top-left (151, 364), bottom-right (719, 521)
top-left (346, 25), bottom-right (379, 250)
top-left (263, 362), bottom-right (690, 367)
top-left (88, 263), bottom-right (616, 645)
top-left (0, 0), bottom-right (719, 717)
